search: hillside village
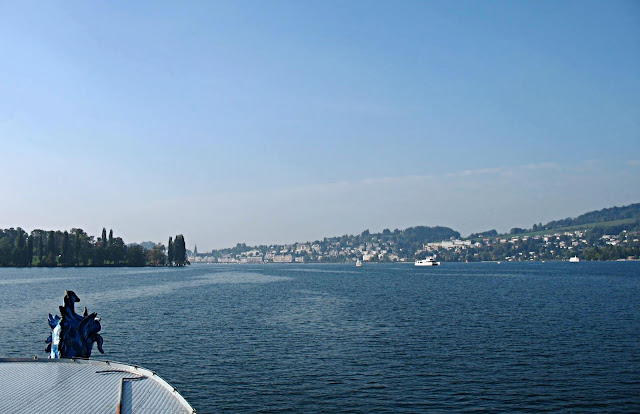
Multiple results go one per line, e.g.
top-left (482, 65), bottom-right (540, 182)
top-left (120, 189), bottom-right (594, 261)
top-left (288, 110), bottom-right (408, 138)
top-left (190, 204), bottom-right (640, 264)
top-left (190, 229), bottom-right (639, 264)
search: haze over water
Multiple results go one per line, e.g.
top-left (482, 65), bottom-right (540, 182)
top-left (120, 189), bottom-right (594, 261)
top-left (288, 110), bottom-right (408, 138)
top-left (1, 263), bottom-right (638, 413)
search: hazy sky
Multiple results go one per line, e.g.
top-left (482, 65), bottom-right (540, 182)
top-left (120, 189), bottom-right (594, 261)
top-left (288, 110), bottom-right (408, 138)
top-left (1, 1), bottom-right (639, 250)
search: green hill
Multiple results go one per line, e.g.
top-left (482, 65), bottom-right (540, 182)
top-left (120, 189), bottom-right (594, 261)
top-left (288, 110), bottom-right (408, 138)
top-left (468, 203), bottom-right (640, 241)
top-left (508, 218), bottom-right (638, 238)
top-left (539, 203), bottom-right (640, 231)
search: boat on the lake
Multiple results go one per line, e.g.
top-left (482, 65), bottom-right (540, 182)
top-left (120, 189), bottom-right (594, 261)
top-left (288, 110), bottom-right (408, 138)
top-left (415, 257), bottom-right (440, 266)
top-left (569, 256), bottom-right (580, 262)
top-left (356, 259), bottom-right (362, 267)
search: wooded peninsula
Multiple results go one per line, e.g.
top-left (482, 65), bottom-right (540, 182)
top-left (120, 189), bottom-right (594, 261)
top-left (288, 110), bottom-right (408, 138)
top-left (0, 228), bottom-right (187, 267)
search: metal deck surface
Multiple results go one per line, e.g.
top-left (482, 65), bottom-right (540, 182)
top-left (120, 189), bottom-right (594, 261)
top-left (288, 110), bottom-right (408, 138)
top-left (0, 358), bottom-right (195, 414)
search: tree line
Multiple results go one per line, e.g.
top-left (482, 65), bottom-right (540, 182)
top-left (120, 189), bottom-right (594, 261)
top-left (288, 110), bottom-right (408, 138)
top-left (0, 227), bottom-right (189, 267)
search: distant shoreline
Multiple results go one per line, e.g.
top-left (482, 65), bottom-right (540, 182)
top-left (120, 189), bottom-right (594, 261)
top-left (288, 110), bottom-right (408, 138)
top-left (186, 259), bottom-right (640, 265)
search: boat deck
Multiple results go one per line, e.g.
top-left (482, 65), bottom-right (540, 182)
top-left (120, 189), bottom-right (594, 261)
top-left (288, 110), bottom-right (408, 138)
top-left (0, 358), bottom-right (195, 414)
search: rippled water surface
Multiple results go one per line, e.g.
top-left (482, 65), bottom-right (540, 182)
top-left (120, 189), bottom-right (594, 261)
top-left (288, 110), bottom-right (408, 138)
top-left (0, 262), bottom-right (638, 413)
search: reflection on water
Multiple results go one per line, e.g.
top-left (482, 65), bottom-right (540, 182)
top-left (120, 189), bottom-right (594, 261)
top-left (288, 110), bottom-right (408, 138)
top-left (89, 272), bottom-right (292, 304)
top-left (0, 276), bottom-right (77, 285)
top-left (281, 267), bottom-right (361, 274)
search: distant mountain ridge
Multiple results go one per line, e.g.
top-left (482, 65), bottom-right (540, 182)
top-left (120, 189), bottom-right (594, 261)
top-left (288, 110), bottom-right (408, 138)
top-left (469, 203), bottom-right (640, 239)
top-left (332, 203), bottom-right (640, 245)
top-left (539, 203), bottom-right (640, 231)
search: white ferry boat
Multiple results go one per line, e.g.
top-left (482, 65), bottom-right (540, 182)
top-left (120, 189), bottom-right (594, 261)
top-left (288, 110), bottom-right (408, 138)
top-left (355, 259), bottom-right (362, 267)
top-left (569, 256), bottom-right (580, 262)
top-left (415, 257), bottom-right (440, 266)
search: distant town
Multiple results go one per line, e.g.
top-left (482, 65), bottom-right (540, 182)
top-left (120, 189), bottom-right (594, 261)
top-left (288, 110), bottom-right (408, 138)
top-left (189, 203), bottom-right (640, 264)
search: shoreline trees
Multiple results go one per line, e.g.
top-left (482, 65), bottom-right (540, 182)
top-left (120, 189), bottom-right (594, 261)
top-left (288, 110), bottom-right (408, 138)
top-left (0, 227), bottom-right (186, 268)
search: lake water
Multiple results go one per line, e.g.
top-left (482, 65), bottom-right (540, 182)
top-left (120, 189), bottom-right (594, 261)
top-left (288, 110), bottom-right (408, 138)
top-left (0, 262), bottom-right (638, 413)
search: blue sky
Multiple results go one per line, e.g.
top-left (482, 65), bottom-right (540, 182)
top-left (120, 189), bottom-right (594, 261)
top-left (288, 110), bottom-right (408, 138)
top-left (1, 1), bottom-right (639, 250)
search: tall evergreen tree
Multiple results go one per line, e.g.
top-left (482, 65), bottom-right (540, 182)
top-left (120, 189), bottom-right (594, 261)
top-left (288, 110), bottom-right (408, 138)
top-left (167, 237), bottom-right (174, 266)
top-left (14, 228), bottom-right (25, 266)
top-left (26, 235), bottom-right (33, 266)
top-left (102, 228), bottom-right (107, 249)
top-left (16, 228), bottom-right (25, 250)
top-left (47, 231), bottom-right (56, 256)
top-left (174, 235), bottom-right (182, 266)
top-left (61, 231), bottom-right (70, 266)
top-left (74, 230), bottom-right (81, 265)
top-left (46, 231), bottom-right (56, 266)
top-left (174, 235), bottom-right (187, 266)
top-left (38, 233), bottom-right (44, 262)
top-left (108, 229), bottom-right (114, 247)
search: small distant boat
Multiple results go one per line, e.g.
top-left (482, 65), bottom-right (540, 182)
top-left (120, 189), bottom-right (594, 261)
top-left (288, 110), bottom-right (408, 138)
top-left (355, 259), bottom-right (362, 267)
top-left (415, 257), bottom-right (440, 266)
top-left (569, 256), bottom-right (580, 262)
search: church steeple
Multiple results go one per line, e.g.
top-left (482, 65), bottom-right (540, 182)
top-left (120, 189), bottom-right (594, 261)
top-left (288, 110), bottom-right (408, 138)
top-left (194, 244), bottom-right (198, 256)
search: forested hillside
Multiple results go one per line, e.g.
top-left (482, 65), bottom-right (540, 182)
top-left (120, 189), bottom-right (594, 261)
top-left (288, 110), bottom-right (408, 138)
top-left (534, 203), bottom-right (640, 232)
